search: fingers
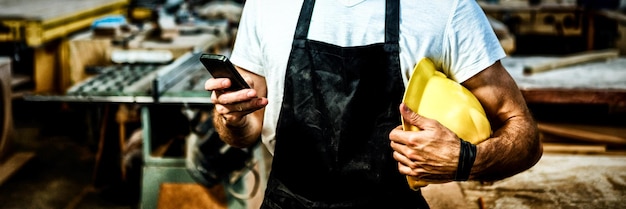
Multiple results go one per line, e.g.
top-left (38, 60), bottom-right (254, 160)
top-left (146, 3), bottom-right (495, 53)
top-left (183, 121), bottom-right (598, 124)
top-left (204, 77), bottom-right (230, 92)
top-left (390, 103), bottom-right (463, 182)
top-left (205, 74), bottom-right (257, 92)
top-left (215, 97), bottom-right (267, 114)
top-left (213, 95), bottom-right (267, 127)
top-left (389, 124), bottom-right (427, 147)
top-left (391, 142), bottom-right (421, 175)
top-left (205, 76), bottom-right (259, 105)
top-left (392, 148), bottom-right (453, 183)
top-left (214, 88), bottom-right (257, 104)
top-left (205, 76), bottom-right (267, 126)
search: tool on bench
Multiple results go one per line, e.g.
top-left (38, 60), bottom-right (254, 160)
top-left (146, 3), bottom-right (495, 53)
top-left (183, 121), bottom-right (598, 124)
top-left (523, 49), bottom-right (619, 75)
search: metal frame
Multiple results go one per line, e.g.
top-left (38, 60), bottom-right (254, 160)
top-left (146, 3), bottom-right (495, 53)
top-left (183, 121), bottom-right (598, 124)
top-left (139, 106), bottom-right (260, 209)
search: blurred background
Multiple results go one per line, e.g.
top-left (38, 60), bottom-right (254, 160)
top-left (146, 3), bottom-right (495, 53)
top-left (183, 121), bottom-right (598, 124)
top-left (0, 0), bottom-right (624, 208)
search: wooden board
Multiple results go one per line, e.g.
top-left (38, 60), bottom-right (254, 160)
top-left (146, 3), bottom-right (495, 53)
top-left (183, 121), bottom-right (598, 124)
top-left (0, 57), bottom-right (11, 161)
top-left (522, 49), bottom-right (619, 74)
top-left (542, 142), bottom-right (608, 154)
top-left (67, 33), bottom-right (113, 86)
top-left (0, 152), bottom-right (35, 185)
top-left (157, 183), bottom-right (227, 209)
top-left (421, 182), bottom-right (477, 209)
top-left (538, 122), bottom-right (626, 145)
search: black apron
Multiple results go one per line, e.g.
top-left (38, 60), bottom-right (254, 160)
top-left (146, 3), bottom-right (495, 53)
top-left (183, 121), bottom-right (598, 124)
top-left (261, 0), bottom-right (429, 208)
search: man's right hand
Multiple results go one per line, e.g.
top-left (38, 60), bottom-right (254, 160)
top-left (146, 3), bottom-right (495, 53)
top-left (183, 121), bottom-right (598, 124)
top-left (205, 77), bottom-right (265, 127)
top-left (204, 66), bottom-right (268, 148)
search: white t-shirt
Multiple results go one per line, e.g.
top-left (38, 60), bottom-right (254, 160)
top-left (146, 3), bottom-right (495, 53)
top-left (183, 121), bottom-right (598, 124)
top-left (230, 0), bottom-right (506, 154)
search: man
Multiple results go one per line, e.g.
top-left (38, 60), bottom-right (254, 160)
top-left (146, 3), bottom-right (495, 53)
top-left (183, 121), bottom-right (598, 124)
top-left (204, 0), bottom-right (543, 208)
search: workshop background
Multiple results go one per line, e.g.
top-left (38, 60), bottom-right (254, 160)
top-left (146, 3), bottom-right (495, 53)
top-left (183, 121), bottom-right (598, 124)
top-left (0, 0), bottom-right (625, 209)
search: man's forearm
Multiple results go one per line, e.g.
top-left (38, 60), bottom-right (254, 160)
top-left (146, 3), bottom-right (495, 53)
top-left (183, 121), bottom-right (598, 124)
top-left (471, 114), bottom-right (542, 181)
top-left (461, 61), bottom-right (543, 182)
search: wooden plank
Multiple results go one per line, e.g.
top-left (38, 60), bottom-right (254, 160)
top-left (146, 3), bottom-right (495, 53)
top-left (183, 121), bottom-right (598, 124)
top-left (542, 142), bottom-right (607, 154)
top-left (595, 9), bottom-right (626, 26)
top-left (157, 183), bottom-right (227, 209)
top-left (520, 89), bottom-right (626, 107)
top-left (422, 182), bottom-right (477, 209)
top-left (0, 152), bottom-right (36, 185)
top-left (0, 56), bottom-right (11, 160)
top-left (10, 74), bottom-right (32, 88)
top-left (538, 122), bottom-right (626, 145)
top-left (67, 33), bottom-right (112, 86)
top-left (523, 49), bottom-right (620, 74)
top-left (33, 42), bottom-right (59, 93)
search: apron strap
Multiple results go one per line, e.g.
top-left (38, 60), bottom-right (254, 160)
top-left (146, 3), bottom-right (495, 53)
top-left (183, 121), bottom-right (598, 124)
top-left (293, 0), bottom-right (316, 43)
top-left (385, 0), bottom-right (400, 47)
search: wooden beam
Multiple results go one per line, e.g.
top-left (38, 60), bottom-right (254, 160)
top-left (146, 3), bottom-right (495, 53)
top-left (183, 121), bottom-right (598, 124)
top-left (0, 152), bottom-right (36, 185)
top-left (542, 142), bottom-right (607, 154)
top-left (522, 49), bottom-right (619, 74)
top-left (521, 89), bottom-right (626, 109)
top-left (538, 122), bottom-right (626, 145)
top-left (595, 9), bottom-right (626, 26)
top-left (421, 182), bottom-right (472, 209)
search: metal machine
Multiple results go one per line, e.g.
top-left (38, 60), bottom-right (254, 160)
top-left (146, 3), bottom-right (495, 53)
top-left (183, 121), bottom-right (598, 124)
top-left (25, 49), bottom-right (265, 209)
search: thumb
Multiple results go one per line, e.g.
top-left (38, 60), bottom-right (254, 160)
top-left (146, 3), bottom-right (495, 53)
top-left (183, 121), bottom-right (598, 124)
top-left (400, 103), bottom-right (428, 129)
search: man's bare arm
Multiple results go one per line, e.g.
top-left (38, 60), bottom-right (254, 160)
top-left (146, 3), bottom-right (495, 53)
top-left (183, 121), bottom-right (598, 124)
top-left (463, 61), bottom-right (543, 181)
top-left (206, 66), bottom-right (268, 148)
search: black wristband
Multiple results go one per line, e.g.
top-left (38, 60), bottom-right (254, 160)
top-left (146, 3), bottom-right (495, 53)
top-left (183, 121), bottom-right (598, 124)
top-left (454, 139), bottom-right (477, 181)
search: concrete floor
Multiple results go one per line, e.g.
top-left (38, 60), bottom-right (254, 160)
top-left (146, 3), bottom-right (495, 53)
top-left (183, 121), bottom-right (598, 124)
top-left (0, 100), bottom-right (138, 209)
top-left (460, 153), bottom-right (626, 209)
top-left (0, 134), bottom-right (136, 209)
top-left (421, 153), bottom-right (626, 209)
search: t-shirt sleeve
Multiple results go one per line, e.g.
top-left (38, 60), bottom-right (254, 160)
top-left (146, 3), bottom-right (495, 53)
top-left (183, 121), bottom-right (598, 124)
top-left (440, 0), bottom-right (506, 83)
top-left (229, 0), bottom-right (265, 77)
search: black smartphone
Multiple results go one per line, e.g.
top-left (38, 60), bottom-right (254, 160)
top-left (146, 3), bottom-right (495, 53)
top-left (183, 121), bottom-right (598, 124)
top-left (199, 53), bottom-right (251, 91)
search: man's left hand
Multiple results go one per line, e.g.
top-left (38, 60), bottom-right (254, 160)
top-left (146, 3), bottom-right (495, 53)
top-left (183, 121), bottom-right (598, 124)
top-left (389, 103), bottom-right (462, 183)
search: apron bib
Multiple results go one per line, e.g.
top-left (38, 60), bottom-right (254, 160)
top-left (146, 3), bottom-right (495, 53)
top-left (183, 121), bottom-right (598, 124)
top-left (262, 0), bottom-right (428, 208)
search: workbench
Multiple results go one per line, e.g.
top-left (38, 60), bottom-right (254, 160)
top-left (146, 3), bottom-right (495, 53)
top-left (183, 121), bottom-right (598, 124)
top-left (0, 0), bottom-right (129, 93)
top-left (0, 0), bottom-right (128, 46)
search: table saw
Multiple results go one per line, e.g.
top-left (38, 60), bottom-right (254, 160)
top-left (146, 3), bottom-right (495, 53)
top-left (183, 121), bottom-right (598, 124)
top-left (23, 47), bottom-right (264, 209)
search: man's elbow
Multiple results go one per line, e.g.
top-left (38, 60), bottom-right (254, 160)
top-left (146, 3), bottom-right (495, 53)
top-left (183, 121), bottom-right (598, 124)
top-left (506, 126), bottom-right (544, 180)
top-left (524, 128), bottom-right (544, 171)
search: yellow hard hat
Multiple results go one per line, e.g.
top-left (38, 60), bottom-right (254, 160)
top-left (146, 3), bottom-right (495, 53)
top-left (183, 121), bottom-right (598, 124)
top-left (401, 57), bottom-right (492, 190)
